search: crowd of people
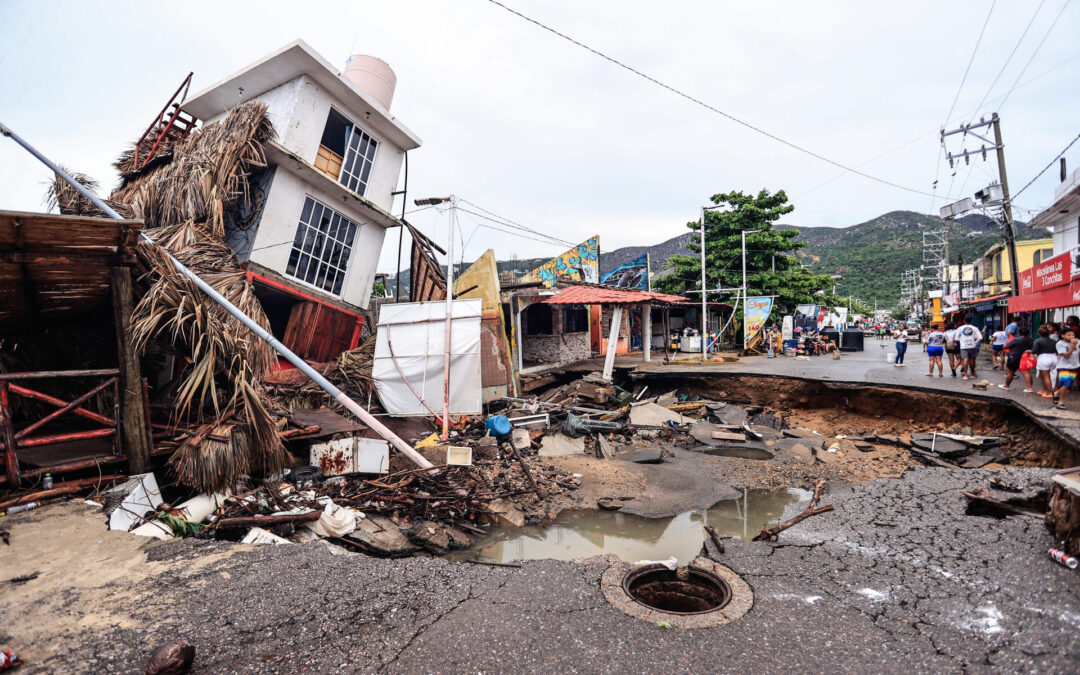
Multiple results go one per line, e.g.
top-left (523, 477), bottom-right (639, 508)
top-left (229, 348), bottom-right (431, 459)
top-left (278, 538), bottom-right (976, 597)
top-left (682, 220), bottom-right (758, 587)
top-left (903, 316), bottom-right (1080, 410)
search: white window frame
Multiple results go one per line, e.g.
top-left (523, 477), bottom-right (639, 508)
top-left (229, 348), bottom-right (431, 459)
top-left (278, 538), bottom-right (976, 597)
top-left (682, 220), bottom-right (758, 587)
top-left (329, 109), bottom-right (379, 197)
top-left (285, 195), bottom-right (359, 296)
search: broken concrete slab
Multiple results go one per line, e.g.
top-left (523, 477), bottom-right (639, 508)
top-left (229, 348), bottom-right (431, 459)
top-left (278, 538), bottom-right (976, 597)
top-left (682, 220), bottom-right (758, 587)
top-left (749, 424), bottom-right (782, 441)
top-left (689, 421), bottom-right (729, 445)
top-left (617, 448), bottom-right (663, 464)
top-left (629, 401), bottom-right (690, 426)
top-left (711, 405), bottom-right (748, 426)
top-left (960, 446), bottom-right (1008, 469)
top-left (483, 498), bottom-right (526, 528)
top-left (910, 433), bottom-right (971, 458)
top-left (539, 433), bottom-right (586, 457)
top-left (404, 521), bottom-right (453, 555)
top-left (510, 428), bottom-right (531, 451)
top-left (345, 515), bottom-right (420, 557)
top-left (597, 435), bottom-right (615, 460)
top-left (782, 427), bottom-right (824, 440)
top-left (854, 441), bottom-right (875, 452)
top-left (778, 442), bottom-right (816, 465)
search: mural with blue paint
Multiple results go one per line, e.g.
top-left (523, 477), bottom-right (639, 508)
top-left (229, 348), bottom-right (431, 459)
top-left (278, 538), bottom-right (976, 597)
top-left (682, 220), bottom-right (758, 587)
top-left (526, 235), bottom-right (600, 288)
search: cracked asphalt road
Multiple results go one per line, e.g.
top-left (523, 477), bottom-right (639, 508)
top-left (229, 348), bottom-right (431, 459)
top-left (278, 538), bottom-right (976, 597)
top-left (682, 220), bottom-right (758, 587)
top-left (5, 466), bottom-right (1077, 673)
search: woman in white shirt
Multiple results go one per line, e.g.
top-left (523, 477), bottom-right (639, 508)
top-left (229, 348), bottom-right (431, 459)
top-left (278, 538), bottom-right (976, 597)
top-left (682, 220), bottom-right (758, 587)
top-left (894, 329), bottom-right (909, 367)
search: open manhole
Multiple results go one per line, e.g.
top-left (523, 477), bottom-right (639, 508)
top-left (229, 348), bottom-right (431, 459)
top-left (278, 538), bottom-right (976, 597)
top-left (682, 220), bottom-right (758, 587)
top-left (623, 564), bottom-right (731, 614)
top-left (601, 557), bottom-right (753, 629)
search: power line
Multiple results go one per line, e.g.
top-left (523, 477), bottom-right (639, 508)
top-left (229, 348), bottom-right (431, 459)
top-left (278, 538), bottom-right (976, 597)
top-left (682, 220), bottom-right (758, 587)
top-left (455, 206), bottom-right (576, 247)
top-left (944, 0), bottom-right (998, 125)
top-left (998, 0), bottom-right (1072, 111)
top-left (457, 198), bottom-right (577, 246)
top-left (1012, 130), bottom-right (1080, 200)
top-left (971, 0), bottom-right (1045, 117)
top-left (485, 0), bottom-right (937, 198)
top-left (796, 50), bottom-right (1080, 203)
top-left (933, 0), bottom-right (997, 211)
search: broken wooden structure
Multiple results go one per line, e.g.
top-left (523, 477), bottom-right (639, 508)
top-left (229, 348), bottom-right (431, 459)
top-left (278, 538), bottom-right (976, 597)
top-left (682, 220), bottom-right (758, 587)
top-left (0, 210), bottom-right (153, 487)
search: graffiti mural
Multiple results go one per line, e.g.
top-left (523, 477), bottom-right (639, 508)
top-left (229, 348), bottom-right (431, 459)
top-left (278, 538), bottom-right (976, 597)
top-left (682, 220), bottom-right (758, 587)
top-left (601, 252), bottom-right (649, 290)
top-left (525, 235), bottom-right (600, 288)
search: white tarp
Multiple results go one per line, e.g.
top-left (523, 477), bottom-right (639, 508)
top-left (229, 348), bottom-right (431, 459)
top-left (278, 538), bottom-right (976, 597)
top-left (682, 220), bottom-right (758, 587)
top-left (372, 299), bottom-right (483, 416)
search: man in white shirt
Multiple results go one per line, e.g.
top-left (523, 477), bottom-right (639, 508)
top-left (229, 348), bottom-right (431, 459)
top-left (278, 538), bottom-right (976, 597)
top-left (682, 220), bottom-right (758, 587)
top-left (990, 328), bottom-right (1009, 370)
top-left (957, 318), bottom-right (983, 380)
top-left (943, 325), bottom-right (960, 376)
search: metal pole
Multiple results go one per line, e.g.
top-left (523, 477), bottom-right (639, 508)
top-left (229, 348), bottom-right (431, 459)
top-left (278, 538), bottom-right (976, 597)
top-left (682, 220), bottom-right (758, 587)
top-left (699, 207), bottom-right (707, 360)
top-left (991, 113), bottom-right (1021, 300)
top-left (441, 196), bottom-right (456, 440)
top-left (0, 122), bottom-right (435, 471)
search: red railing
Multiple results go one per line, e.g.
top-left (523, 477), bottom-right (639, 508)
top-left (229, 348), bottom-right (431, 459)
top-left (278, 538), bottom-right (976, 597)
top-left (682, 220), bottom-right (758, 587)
top-left (0, 369), bottom-right (121, 486)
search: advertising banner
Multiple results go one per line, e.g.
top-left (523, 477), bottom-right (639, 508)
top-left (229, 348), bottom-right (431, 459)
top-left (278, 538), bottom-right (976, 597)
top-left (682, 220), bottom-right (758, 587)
top-left (744, 296), bottom-right (774, 345)
top-left (524, 236), bottom-right (600, 288)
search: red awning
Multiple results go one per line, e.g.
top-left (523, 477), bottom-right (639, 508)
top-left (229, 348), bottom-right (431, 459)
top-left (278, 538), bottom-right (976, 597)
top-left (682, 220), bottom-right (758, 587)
top-left (1008, 280), bottom-right (1080, 313)
top-left (541, 285), bottom-right (689, 306)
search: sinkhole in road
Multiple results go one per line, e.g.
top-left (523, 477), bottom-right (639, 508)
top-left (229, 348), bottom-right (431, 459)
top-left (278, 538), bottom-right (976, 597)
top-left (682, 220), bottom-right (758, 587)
top-left (674, 374), bottom-right (1078, 467)
top-left (447, 487), bottom-right (810, 565)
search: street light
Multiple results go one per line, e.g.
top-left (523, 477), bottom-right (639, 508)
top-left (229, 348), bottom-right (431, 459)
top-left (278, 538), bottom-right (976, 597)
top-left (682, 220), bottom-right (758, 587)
top-left (415, 195), bottom-right (455, 439)
top-left (699, 204), bottom-right (729, 359)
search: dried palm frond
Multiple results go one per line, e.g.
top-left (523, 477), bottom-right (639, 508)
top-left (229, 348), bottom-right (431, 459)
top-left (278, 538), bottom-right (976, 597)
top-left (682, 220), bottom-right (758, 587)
top-left (263, 336), bottom-right (378, 412)
top-left (113, 102), bottom-right (283, 490)
top-left (45, 168), bottom-right (132, 218)
top-left (166, 422), bottom-right (252, 494)
top-left (113, 101), bottom-right (274, 239)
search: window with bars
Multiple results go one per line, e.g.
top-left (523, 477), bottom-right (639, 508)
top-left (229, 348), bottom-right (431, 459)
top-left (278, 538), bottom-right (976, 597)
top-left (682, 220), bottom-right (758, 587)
top-left (286, 197), bottom-right (358, 295)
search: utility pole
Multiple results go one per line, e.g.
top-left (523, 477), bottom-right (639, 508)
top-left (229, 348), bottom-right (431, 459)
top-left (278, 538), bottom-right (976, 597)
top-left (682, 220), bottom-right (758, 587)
top-left (991, 114), bottom-right (1020, 299)
top-left (699, 206), bottom-right (707, 360)
top-left (941, 113), bottom-right (1019, 298)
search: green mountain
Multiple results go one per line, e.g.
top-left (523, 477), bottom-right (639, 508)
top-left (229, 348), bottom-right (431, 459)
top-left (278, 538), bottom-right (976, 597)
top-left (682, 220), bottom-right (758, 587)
top-left (598, 210), bottom-right (1045, 307)
top-left (780, 211), bottom-right (1042, 306)
top-left (387, 210), bottom-right (1046, 307)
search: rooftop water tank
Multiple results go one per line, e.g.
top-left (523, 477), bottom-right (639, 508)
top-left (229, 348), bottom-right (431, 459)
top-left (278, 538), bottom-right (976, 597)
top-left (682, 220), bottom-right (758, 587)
top-left (343, 55), bottom-right (397, 111)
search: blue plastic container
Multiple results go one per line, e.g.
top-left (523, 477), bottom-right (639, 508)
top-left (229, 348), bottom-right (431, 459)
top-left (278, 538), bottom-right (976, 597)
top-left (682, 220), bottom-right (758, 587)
top-left (485, 415), bottom-right (512, 438)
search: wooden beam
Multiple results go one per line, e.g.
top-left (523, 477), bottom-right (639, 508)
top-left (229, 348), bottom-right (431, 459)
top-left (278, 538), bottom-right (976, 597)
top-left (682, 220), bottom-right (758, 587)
top-left (0, 382), bottom-right (19, 486)
top-left (111, 266), bottom-right (151, 473)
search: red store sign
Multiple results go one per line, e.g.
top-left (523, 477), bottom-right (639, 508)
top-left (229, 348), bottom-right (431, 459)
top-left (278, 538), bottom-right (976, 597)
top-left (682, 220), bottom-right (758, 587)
top-left (1030, 251), bottom-right (1071, 293)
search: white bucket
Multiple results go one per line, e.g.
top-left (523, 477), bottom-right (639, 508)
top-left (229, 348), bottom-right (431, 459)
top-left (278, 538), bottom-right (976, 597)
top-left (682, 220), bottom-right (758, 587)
top-left (887, 352), bottom-right (896, 364)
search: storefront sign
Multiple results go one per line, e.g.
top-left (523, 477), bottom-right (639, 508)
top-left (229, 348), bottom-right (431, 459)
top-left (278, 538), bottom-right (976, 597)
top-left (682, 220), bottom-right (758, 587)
top-left (1032, 251), bottom-right (1071, 292)
top-left (1009, 279), bottom-right (1080, 313)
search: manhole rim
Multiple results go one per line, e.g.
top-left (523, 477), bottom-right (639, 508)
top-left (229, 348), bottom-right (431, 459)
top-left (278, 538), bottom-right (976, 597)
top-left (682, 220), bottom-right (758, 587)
top-left (601, 557), bottom-right (754, 629)
top-left (621, 563), bottom-right (733, 615)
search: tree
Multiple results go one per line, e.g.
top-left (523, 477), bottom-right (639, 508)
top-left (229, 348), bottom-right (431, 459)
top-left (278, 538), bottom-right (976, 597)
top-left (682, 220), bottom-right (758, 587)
top-left (890, 307), bottom-right (908, 321)
top-left (655, 189), bottom-right (833, 313)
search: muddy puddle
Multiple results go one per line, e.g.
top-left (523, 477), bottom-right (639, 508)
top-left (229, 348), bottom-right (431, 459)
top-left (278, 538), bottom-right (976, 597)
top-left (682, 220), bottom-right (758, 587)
top-left (449, 488), bottom-right (811, 565)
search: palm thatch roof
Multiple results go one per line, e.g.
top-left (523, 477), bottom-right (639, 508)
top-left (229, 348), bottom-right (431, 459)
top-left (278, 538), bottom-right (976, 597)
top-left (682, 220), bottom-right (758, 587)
top-left (45, 101), bottom-right (286, 493)
top-left (117, 101), bottom-right (284, 492)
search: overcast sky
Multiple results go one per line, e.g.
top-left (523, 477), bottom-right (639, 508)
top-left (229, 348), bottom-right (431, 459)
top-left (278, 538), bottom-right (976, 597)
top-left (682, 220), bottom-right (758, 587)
top-left (1, 0), bottom-right (1077, 275)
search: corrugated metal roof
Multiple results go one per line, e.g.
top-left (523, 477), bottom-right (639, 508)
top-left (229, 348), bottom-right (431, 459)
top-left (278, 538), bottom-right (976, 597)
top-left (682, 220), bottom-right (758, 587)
top-left (540, 285), bottom-right (689, 306)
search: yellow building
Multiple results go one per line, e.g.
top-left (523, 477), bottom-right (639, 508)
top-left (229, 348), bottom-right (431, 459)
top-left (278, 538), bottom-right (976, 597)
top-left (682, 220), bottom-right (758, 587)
top-left (976, 237), bottom-right (1054, 298)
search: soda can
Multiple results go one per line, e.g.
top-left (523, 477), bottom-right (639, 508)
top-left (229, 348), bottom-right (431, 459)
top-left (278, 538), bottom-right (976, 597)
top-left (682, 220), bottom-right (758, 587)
top-left (1049, 548), bottom-right (1079, 570)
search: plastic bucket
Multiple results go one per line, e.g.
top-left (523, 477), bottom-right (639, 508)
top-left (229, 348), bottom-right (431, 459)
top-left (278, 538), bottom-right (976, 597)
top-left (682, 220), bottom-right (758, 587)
top-left (887, 352), bottom-right (896, 363)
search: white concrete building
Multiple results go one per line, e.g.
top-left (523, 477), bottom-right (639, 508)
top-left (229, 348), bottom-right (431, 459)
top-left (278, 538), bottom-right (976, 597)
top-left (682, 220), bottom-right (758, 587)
top-left (182, 40), bottom-right (421, 361)
top-left (1032, 164), bottom-right (1080, 255)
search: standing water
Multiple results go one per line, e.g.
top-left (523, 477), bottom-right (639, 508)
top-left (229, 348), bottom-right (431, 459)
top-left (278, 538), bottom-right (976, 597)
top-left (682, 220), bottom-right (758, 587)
top-left (449, 488), bottom-right (811, 565)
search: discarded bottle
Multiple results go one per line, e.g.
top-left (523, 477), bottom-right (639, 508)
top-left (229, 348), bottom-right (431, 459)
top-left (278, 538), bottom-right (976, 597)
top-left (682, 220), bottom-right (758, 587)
top-left (0, 648), bottom-right (23, 670)
top-left (1, 502), bottom-right (41, 516)
top-left (1049, 548), bottom-right (1079, 570)
top-left (42, 473), bottom-right (53, 489)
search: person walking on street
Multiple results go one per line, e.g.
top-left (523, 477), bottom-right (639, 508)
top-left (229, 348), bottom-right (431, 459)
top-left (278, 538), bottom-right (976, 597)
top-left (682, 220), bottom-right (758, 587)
top-left (944, 322), bottom-right (961, 376)
top-left (1033, 325), bottom-right (1058, 398)
top-left (894, 327), bottom-right (908, 367)
top-left (1006, 318), bottom-right (1018, 340)
top-left (957, 318), bottom-right (982, 380)
top-left (925, 325), bottom-right (945, 377)
top-left (1001, 327), bottom-right (1034, 392)
top-left (1053, 327), bottom-right (1080, 409)
top-left (990, 327), bottom-right (1009, 370)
